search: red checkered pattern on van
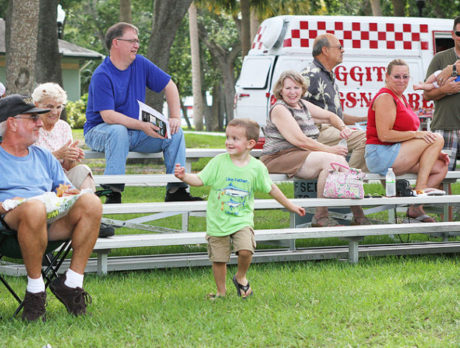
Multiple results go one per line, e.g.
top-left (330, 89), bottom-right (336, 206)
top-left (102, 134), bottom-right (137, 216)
top-left (252, 20), bottom-right (430, 51)
top-left (252, 25), bottom-right (267, 50)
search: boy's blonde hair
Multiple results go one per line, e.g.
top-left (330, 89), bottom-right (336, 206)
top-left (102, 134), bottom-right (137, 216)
top-left (227, 118), bottom-right (260, 142)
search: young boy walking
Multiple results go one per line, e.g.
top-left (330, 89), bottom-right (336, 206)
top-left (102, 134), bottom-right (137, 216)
top-left (174, 118), bottom-right (305, 299)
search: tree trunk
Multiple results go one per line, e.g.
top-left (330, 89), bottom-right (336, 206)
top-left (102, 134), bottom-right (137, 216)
top-left (218, 84), bottom-right (225, 130)
top-left (221, 59), bottom-right (237, 123)
top-left (198, 20), bottom-right (240, 124)
top-left (240, 0), bottom-right (251, 58)
top-left (6, 0), bottom-right (40, 95)
top-left (250, 8), bottom-right (259, 45)
top-left (392, 0), bottom-right (405, 16)
top-left (146, 0), bottom-right (193, 113)
top-left (120, 0), bottom-right (132, 23)
top-left (370, 0), bottom-right (382, 16)
top-left (36, 0), bottom-right (62, 86)
top-left (188, 2), bottom-right (204, 131)
top-left (179, 98), bottom-right (192, 129)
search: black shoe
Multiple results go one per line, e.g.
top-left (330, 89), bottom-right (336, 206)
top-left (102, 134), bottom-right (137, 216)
top-left (98, 223), bottom-right (115, 238)
top-left (22, 291), bottom-right (46, 322)
top-left (105, 191), bottom-right (121, 204)
top-left (165, 187), bottom-right (203, 202)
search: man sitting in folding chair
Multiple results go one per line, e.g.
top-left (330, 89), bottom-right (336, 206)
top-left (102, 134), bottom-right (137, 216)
top-left (0, 94), bottom-right (101, 322)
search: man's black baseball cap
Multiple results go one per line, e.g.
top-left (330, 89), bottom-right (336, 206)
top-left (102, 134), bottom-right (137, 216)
top-left (0, 94), bottom-right (50, 122)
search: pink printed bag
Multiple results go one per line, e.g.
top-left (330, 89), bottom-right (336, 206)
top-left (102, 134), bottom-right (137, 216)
top-left (323, 162), bottom-right (365, 199)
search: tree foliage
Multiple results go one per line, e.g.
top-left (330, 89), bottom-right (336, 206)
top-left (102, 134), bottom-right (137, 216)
top-left (12, 0), bottom-right (456, 131)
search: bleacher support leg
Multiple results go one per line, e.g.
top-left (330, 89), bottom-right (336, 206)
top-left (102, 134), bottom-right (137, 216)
top-left (182, 213), bottom-right (189, 233)
top-left (97, 251), bottom-right (109, 275)
top-left (346, 237), bottom-right (363, 264)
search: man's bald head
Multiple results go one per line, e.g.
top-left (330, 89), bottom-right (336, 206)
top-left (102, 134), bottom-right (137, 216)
top-left (312, 33), bottom-right (337, 57)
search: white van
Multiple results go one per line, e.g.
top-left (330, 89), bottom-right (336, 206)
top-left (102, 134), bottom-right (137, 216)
top-left (234, 15), bottom-right (454, 138)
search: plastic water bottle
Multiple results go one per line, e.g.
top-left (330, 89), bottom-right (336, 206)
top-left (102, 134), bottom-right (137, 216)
top-left (385, 167), bottom-right (396, 197)
top-left (338, 139), bottom-right (347, 157)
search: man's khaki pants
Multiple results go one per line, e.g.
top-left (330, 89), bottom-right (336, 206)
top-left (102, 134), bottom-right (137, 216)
top-left (317, 124), bottom-right (368, 172)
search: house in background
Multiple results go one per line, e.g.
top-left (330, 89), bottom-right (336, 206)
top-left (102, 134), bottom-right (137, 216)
top-left (0, 18), bottom-right (104, 101)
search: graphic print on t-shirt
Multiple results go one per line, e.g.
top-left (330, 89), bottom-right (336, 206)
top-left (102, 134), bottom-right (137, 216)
top-left (217, 178), bottom-right (250, 216)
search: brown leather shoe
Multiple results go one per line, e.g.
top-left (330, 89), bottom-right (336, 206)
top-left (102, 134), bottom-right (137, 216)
top-left (50, 275), bottom-right (92, 316)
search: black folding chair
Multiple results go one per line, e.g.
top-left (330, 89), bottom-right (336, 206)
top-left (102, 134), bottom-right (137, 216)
top-left (0, 223), bottom-right (72, 318)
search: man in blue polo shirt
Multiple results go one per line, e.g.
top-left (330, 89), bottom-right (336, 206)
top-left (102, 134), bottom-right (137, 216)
top-left (85, 22), bottom-right (201, 203)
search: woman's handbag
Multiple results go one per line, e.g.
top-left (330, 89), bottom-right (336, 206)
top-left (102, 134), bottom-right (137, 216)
top-left (323, 162), bottom-right (365, 199)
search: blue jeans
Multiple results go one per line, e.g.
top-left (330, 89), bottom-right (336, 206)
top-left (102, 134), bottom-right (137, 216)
top-left (85, 123), bottom-right (187, 191)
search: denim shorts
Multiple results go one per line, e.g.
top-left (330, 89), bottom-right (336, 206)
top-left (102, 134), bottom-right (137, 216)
top-left (365, 143), bottom-right (401, 176)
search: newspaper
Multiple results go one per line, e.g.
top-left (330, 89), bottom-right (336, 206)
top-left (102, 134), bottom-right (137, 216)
top-left (138, 100), bottom-right (171, 139)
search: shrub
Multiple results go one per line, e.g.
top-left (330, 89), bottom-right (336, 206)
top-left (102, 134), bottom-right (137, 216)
top-left (66, 93), bottom-right (88, 129)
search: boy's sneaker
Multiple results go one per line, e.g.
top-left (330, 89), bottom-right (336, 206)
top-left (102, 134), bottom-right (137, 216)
top-left (50, 275), bottom-right (92, 316)
top-left (105, 191), bottom-right (121, 204)
top-left (22, 291), bottom-right (46, 322)
top-left (165, 187), bottom-right (203, 202)
top-left (98, 223), bottom-right (115, 238)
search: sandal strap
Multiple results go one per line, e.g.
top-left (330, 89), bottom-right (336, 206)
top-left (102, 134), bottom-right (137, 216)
top-left (312, 216), bottom-right (340, 227)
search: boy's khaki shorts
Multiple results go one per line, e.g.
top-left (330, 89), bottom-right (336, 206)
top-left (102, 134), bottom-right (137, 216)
top-left (206, 226), bottom-right (256, 263)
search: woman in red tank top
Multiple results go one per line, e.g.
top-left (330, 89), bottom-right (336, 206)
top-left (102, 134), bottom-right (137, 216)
top-left (365, 59), bottom-right (449, 222)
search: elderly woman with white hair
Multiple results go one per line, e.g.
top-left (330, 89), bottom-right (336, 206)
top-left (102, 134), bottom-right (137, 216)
top-left (32, 82), bottom-right (114, 237)
top-left (32, 83), bottom-right (95, 191)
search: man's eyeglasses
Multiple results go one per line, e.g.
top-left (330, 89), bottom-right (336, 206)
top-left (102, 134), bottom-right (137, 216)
top-left (391, 75), bottom-right (410, 80)
top-left (455, 31), bottom-right (460, 37)
top-left (15, 114), bottom-right (41, 122)
top-left (330, 44), bottom-right (343, 50)
top-left (116, 38), bottom-right (140, 45)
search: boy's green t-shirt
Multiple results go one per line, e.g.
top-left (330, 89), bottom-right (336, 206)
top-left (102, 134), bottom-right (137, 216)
top-left (198, 153), bottom-right (273, 237)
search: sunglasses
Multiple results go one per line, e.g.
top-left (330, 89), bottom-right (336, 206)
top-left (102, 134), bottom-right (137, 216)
top-left (15, 114), bottom-right (41, 122)
top-left (456, 31), bottom-right (460, 37)
top-left (391, 75), bottom-right (410, 80)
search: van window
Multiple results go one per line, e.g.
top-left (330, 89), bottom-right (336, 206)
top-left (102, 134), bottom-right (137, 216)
top-left (237, 58), bottom-right (273, 88)
top-left (433, 31), bottom-right (454, 53)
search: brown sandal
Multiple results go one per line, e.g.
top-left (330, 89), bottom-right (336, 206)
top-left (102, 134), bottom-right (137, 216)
top-left (351, 216), bottom-right (372, 225)
top-left (311, 216), bottom-right (341, 227)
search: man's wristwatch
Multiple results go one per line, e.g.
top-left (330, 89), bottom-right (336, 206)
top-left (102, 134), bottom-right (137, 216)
top-left (452, 63), bottom-right (457, 77)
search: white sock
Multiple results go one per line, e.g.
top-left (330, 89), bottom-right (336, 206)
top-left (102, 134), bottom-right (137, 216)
top-left (64, 268), bottom-right (84, 289)
top-left (27, 275), bottom-right (45, 293)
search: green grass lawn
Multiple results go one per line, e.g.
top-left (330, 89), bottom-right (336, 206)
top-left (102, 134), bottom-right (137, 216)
top-left (0, 130), bottom-right (458, 346)
top-left (1, 257), bottom-right (458, 347)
